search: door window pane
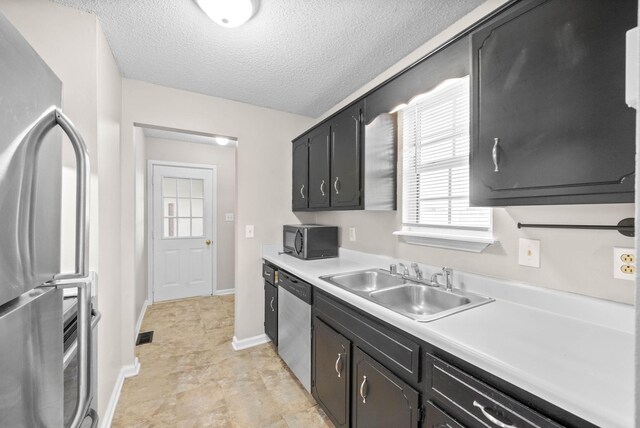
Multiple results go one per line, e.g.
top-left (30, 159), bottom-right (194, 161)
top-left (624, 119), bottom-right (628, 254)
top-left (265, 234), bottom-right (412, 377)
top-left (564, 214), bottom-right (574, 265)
top-left (162, 176), bottom-right (207, 239)
top-left (177, 179), bottom-right (191, 197)
top-left (191, 179), bottom-right (204, 198)
top-left (191, 199), bottom-right (204, 217)
top-left (177, 198), bottom-right (191, 217)
top-left (163, 198), bottom-right (177, 217)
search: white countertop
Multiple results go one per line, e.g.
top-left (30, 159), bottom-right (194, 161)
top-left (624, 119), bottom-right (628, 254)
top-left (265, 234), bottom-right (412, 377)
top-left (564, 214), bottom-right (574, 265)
top-left (262, 245), bottom-right (635, 428)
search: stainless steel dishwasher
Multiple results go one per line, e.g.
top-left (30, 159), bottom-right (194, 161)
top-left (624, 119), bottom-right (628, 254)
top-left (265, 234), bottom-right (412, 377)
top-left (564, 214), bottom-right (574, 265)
top-left (277, 271), bottom-right (312, 392)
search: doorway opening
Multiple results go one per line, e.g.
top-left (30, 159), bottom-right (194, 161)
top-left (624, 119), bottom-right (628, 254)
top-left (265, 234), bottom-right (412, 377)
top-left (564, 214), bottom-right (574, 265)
top-left (133, 124), bottom-right (237, 304)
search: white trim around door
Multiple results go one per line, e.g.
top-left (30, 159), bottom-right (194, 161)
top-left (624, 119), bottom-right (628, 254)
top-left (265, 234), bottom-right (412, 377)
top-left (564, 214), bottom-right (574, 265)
top-left (147, 160), bottom-right (218, 302)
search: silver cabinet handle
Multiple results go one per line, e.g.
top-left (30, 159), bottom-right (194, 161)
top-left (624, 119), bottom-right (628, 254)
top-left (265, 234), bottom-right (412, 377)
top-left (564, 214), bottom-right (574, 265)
top-left (492, 137), bottom-right (500, 172)
top-left (300, 184), bottom-right (305, 199)
top-left (473, 401), bottom-right (516, 428)
top-left (320, 179), bottom-right (325, 196)
top-left (335, 353), bottom-right (343, 378)
top-left (334, 177), bottom-right (340, 195)
top-left (359, 375), bottom-right (368, 403)
top-left (269, 296), bottom-right (275, 312)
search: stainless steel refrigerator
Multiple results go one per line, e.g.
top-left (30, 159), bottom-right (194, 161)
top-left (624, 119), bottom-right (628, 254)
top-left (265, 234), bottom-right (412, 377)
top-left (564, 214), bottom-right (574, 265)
top-left (0, 12), bottom-right (97, 428)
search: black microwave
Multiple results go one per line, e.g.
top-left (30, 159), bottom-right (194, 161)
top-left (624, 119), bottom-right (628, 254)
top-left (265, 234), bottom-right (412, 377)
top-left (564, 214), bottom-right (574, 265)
top-left (283, 225), bottom-right (338, 260)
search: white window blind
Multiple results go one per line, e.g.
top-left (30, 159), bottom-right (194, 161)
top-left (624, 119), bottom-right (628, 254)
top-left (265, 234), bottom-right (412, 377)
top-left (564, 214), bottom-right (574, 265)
top-left (402, 76), bottom-right (491, 231)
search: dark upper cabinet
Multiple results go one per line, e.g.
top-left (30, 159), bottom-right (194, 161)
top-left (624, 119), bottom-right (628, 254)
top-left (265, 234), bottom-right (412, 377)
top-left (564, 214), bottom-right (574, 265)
top-left (308, 124), bottom-right (331, 209)
top-left (312, 318), bottom-right (351, 428)
top-left (331, 101), bottom-right (363, 209)
top-left (352, 347), bottom-right (420, 428)
top-left (470, 0), bottom-right (637, 206)
top-left (264, 281), bottom-right (277, 345)
top-left (291, 136), bottom-right (308, 210)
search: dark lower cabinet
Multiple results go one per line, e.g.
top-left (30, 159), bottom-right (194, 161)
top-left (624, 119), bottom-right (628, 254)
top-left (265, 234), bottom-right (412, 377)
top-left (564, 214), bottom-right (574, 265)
top-left (312, 318), bottom-right (350, 427)
top-left (425, 402), bottom-right (464, 428)
top-left (427, 355), bottom-right (564, 428)
top-left (353, 347), bottom-right (420, 428)
top-left (470, 0), bottom-right (637, 206)
top-left (264, 281), bottom-right (277, 345)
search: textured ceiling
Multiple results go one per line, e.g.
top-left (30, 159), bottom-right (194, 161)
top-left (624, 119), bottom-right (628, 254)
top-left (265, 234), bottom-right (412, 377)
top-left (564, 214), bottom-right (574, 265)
top-left (52, 0), bottom-right (484, 117)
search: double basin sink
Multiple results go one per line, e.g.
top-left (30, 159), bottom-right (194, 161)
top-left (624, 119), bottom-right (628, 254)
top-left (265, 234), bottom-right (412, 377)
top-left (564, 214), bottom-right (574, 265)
top-left (320, 269), bottom-right (493, 322)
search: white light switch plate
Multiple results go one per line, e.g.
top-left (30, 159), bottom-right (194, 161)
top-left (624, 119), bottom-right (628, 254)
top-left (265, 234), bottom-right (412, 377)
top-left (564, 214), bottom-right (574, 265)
top-left (613, 247), bottom-right (635, 280)
top-left (349, 227), bottom-right (356, 242)
top-left (225, 213), bottom-right (234, 222)
top-left (519, 238), bottom-right (540, 268)
top-left (245, 225), bottom-right (254, 238)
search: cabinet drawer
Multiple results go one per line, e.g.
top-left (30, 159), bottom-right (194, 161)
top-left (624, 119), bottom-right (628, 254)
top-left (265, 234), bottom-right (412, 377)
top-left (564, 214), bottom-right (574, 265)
top-left (428, 356), bottom-right (561, 428)
top-left (315, 292), bottom-right (420, 382)
top-left (262, 264), bottom-right (276, 285)
top-left (425, 402), bottom-right (464, 428)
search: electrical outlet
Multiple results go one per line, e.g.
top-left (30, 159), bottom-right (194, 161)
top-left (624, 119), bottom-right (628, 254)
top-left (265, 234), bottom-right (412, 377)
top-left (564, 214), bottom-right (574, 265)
top-left (349, 227), bottom-right (356, 242)
top-left (518, 238), bottom-right (540, 268)
top-left (225, 213), bottom-right (234, 222)
top-left (613, 247), bottom-right (635, 280)
top-left (245, 225), bottom-right (254, 239)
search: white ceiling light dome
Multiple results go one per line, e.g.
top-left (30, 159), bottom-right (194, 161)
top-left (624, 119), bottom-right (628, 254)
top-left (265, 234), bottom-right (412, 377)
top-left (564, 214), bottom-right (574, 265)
top-left (195, 0), bottom-right (260, 28)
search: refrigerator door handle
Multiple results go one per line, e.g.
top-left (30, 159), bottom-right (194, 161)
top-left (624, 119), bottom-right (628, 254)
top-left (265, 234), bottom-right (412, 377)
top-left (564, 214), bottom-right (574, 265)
top-left (23, 106), bottom-right (93, 428)
top-left (23, 106), bottom-right (90, 282)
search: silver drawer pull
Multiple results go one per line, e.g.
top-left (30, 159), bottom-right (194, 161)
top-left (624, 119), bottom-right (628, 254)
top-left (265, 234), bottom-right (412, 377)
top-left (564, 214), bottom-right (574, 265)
top-left (335, 353), bottom-right (343, 377)
top-left (269, 297), bottom-right (274, 312)
top-left (359, 375), bottom-right (368, 403)
top-left (300, 184), bottom-right (305, 199)
top-left (320, 179), bottom-right (326, 196)
top-left (334, 177), bottom-right (340, 195)
top-left (492, 138), bottom-right (500, 172)
top-left (473, 401), bottom-right (516, 428)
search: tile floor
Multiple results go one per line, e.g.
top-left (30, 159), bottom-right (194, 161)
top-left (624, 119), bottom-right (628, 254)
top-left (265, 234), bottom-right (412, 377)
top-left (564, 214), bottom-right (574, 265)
top-left (112, 295), bottom-right (333, 427)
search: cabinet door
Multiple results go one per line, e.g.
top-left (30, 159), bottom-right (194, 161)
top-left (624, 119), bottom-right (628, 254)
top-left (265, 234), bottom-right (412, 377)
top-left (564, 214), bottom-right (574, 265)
top-left (312, 318), bottom-right (350, 428)
top-left (353, 347), bottom-right (420, 428)
top-left (425, 402), bottom-right (464, 428)
top-left (264, 282), bottom-right (278, 345)
top-left (331, 101), bottom-right (363, 209)
top-left (292, 137), bottom-right (308, 210)
top-left (470, 0), bottom-right (637, 206)
top-left (308, 125), bottom-right (331, 209)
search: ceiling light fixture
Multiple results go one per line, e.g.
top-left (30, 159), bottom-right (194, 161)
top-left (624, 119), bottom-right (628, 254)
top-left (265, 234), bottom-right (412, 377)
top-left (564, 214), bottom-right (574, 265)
top-left (195, 0), bottom-right (260, 28)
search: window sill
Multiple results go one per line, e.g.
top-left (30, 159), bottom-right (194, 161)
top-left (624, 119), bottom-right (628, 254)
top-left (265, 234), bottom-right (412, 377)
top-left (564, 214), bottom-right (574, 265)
top-left (392, 230), bottom-right (497, 253)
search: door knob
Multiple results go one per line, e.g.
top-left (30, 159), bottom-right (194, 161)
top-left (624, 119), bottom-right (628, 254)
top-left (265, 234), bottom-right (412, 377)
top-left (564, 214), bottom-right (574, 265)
top-left (205, 239), bottom-right (212, 246)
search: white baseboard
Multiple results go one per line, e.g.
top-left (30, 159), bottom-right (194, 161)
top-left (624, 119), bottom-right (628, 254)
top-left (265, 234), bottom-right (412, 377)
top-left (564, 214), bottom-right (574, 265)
top-left (134, 300), bottom-right (151, 339)
top-left (232, 334), bottom-right (269, 351)
top-left (212, 288), bottom-right (235, 296)
top-left (101, 358), bottom-right (140, 428)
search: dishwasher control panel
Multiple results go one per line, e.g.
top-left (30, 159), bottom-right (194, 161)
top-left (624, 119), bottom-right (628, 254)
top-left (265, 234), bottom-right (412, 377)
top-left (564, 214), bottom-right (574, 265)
top-left (279, 272), bottom-right (312, 305)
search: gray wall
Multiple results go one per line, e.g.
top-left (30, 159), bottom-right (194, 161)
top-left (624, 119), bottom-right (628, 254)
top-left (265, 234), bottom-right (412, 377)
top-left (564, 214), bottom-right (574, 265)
top-left (145, 136), bottom-right (237, 292)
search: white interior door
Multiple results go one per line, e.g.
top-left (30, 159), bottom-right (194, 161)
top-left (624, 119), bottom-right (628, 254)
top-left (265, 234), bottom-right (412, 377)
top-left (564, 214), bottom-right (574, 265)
top-left (152, 164), bottom-right (215, 302)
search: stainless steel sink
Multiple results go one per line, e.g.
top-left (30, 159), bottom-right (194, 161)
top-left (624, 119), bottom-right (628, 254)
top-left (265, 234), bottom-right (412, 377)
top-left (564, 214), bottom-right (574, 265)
top-left (320, 269), bottom-right (493, 322)
top-left (323, 269), bottom-right (406, 292)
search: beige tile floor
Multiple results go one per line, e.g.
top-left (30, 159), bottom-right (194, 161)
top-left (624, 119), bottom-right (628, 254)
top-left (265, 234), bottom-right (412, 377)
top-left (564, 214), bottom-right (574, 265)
top-left (112, 295), bottom-right (333, 428)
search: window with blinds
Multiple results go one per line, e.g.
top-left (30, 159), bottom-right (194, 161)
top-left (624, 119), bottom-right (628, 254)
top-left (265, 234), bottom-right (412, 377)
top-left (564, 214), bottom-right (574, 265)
top-left (402, 76), bottom-right (491, 231)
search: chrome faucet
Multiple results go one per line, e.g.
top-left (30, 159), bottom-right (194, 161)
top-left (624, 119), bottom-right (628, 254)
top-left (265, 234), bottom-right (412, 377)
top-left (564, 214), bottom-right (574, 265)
top-left (397, 263), bottom-right (410, 279)
top-left (410, 262), bottom-right (423, 280)
top-left (431, 267), bottom-right (454, 291)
